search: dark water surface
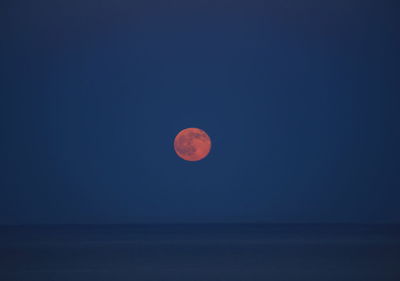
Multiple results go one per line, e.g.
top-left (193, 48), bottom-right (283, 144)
top-left (1, 224), bottom-right (399, 281)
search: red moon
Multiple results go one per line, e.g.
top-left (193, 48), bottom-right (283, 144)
top-left (174, 128), bottom-right (211, 161)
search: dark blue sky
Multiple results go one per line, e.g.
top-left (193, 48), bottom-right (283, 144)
top-left (1, 0), bottom-right (399, 224)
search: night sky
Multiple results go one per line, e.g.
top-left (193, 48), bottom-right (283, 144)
top-left (1, 0), bottom-right (399, 224)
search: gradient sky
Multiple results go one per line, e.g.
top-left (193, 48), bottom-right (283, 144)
top-left (0, 0), bottom-right (399, 224)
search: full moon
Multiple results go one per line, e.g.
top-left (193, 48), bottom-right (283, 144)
top-left (174, 128), bottom-right (211, 161)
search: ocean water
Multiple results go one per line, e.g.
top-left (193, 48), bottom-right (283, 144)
top-left (0, 224), bottom-right (399, 281)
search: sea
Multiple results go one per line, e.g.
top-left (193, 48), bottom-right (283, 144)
top-left (1, 224), bottom-right (399, 281)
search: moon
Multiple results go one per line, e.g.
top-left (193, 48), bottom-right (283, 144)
top-left (174, 128), bottom-right (211, 161)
